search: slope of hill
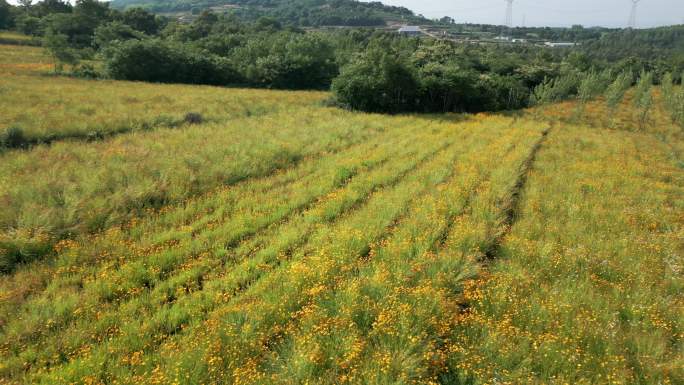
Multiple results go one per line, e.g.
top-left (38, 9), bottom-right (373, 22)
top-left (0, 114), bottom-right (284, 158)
top-left (109, 0), bottom-right (427, 27)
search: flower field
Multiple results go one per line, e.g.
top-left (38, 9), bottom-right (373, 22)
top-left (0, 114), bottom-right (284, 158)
top-left (0, 44), bottom-right (682, 385)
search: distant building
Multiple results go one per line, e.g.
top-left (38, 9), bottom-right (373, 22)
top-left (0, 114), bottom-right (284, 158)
top-left (545, 42), bottom-right (577, 48)
top-left (398, 26), bottom-right (422, 36)
top-left (512, 38), bottom-right (527, 43)
top-left (177, 15), bottom-right (194, 24)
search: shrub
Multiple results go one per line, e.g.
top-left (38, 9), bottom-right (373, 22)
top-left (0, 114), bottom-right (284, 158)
top-left (332, 48), bottom-right (419, 113)
top-left (1, 126), bottom-right (28, 149)
top-left (605, 71), bottom-right (633, 111)
top-left (530, 72), bottom-right (581, 106)
top-left (633, 71), bottom-right (654, 129)
top-left (104, 39), bottom-right (241, 86)
top-left (632, 70), bottom-right (653, 108)
top-left (231, 32), bottom-right (338, 89)
top-left (183, 112), bottom-right (203, 125)
top-left (474, 74), bottom-right (529, 112)
top-left (71, 63), bottom-right (100, 78)
top-left (416, 63), bottom-right (479, 113)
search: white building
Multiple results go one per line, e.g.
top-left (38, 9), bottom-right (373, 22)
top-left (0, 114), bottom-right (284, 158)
top-left (398, 26), bottom-right (422, 36)
top-left (545, 42), bottom-right (577, 48)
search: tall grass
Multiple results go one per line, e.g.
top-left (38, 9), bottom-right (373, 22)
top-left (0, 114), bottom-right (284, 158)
top-left (0, 42), bottom-right (681, 385)
top-left (448, 124), bottom-right (683, 384)
top-left (0, 45), bottom-right (327, 148)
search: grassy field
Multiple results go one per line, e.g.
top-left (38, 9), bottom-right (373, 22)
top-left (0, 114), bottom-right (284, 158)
top-left (0, 32), bottom-right (41, 47)
top-left (0, 44), bottom-right (682, 384)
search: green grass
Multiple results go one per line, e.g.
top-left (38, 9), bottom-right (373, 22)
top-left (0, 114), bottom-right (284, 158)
top-left (0, 32), bottom-right (41, 46)
top-left (448, 124), bottom-right (683, 384)
top-left (0, 46), bottom-right (327, 147)
top-left (0, 42), bottom-right (682, 385)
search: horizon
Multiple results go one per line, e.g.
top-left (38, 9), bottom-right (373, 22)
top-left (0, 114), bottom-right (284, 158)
top-left (7, 0), bottom-right (684, 28)
top-left (366, 0), bottom-right (684, 28)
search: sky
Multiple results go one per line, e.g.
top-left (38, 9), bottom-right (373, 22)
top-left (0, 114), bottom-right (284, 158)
top-left (365, 0), bottom-right (684, 28)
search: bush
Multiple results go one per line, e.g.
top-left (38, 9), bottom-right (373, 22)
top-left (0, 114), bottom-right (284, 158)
top-left (333, 49), bottom-right (529, 114)
top-left (605, 71), bottom-right (632, 111)
top-left (332, 48), bottom-right (419, 113)
top-left (474, 74), bottom-right (529, 112)
top-left (183, 112), bottom-right (203, 125)
top-left (1, 126), bottom-right (28, 149)
top-left (71, 63), bottom-right (101, 78)
top-left (231, 32), bottom-right (338, 89)
top-left (416, 63), bottom-right (479, 113)
top-left (104, 39), bottom-right (241, 86)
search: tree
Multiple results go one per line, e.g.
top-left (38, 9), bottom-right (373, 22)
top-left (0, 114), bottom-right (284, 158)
top-left (44, 30), bottom-right (78, 72)
top-left (17, 0), bottom-right (32, 13)
top-left (15, 14), bottom-right (41, 35)
top-left (604, 71), bottom-right (632, 126)
top-left (104, 39), bottom-right (241, 85)
top-left (0, 0), bottom-right (13, 29)
top-left (121, 7), bottom-right (159, 34)
top-left (332, 48), bottom-right (419, 113)
top-left (633, 71), bottom-right (654, 130)
top-left (94, 20), bottom-right (144, 48)
top-left (33, 0), bottom-right (71, 17)
top-left (417, 62), bottom-right (478, 112)
top-left (575, 70), bottom-right (602, 118)
top-left (231, 32), bottom-right (337, 89)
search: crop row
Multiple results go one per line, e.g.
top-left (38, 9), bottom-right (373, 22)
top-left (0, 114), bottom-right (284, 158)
top-left (46, 118), bottom-right (540, 384)
top-left (250, 120), bottom-right (547, 384)
top-left (1, 116), bottom-right (534, 384)
top-left (447, 125), bottom-right (683, 384)
top-left (0, 106), bottom-right (410, 272)
top-left (0, 115), bottom-right (489, 383)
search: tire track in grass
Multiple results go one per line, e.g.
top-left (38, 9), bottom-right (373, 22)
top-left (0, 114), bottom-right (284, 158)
top-left (17, 123), bottom-right (466, 383)
top-left (0, 117), bottom-right (428, 317)
top-left (0, 123), bottom-right (446, 379)
top-left (483, 125), bottom-right (552, 262)
top-left (259, 121), bottom-right (546, 384)
top-left (32, 141), bottom-right (454, 384)
top-left (243, 125), bottom-right (521, 381)
top-left (44, 126), bottom-right (475, 384)
top-left (0, 111), bottom-right (395, 273)
top-left (444, 126), bottom-right (683, 384)
top-left (302, 122), bottom-right (548, 385)
top-left (141, 122), bottom-right (510, 385)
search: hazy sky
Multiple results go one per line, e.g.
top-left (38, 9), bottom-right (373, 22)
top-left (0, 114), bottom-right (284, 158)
top-left (366, 0), bottom-right (684, 28)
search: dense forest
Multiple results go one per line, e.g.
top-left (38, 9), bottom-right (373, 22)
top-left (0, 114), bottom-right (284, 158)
top-left (110, 0), bottom-right (425, 27)
top-left (0, 0), bottom-right (683, 114)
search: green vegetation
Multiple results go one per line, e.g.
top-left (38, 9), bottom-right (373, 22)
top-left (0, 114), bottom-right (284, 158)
top-left (2, 0), bottom-right (683, 114)
top-left (0, 9), bottom-right (683, 385)
top-left (449, 124), bottom-right (683, 384)
top-left (111, 0), bottom-right (424, 27)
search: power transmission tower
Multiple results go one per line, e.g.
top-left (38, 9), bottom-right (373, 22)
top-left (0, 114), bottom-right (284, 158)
top-left (628, 0), bottom-right (640, 28)
top-left (505, 0), bottom-right (514, 28)
top-left (499, 0), bottom-right (514, 39)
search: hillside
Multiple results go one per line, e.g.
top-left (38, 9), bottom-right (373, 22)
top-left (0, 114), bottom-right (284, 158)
top-left (109, 0), bottom-right (427, 27)
top-left (0, 42), bottom-right (683, 384)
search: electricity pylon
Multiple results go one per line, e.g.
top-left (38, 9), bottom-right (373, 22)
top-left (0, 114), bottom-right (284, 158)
top-left (505, 0), bottom-right (514, 28)
top-left (628, 0), bottom-right (640, 28)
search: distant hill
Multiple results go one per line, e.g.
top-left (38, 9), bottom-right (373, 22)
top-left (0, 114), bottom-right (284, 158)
top-left (109, 0), bottom-right (429, 27)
